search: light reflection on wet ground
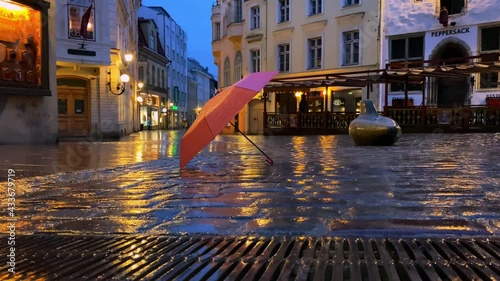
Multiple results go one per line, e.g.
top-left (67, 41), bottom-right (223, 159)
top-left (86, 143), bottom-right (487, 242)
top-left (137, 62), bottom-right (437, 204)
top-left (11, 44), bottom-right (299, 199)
top-left (1, 131), bottom-right (499, 237)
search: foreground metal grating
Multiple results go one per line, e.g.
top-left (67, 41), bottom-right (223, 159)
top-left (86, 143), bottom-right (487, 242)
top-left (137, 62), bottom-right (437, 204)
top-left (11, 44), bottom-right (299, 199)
top-left (1, 235), bottom-right (500, 280)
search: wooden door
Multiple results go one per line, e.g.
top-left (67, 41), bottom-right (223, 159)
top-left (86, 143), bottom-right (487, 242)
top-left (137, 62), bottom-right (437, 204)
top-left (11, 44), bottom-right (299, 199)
top-left (58, 87), bottom-right (89, 137)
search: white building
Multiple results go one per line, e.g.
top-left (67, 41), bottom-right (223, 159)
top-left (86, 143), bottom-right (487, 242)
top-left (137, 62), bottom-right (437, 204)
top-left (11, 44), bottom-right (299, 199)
top-left (380, 0), bottom-right (500, 109)
top-left (137, 18), bottom-right (170, 130)
top-left (187, 58), bottom-right (214, 125)
top-left (55, 0), bottom-right (140, 140)
top-left (138, 5), bottom-right (188, 129)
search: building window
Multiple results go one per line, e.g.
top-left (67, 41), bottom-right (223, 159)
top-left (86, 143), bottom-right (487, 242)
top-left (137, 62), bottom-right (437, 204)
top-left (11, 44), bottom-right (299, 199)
top-left (223, 15), bottom-right (228, 36)
top-left (308, 37), bottom-right (322, 69)
top-left (68, 0), bottom-right (95, 40)
top-left (139, 66), bottom-right (144, 81)
top-left (309, 0), bottom-right (322, 15)
top-left (149, 31), bottom-right (155, 50)
top-left (235, 51), bottom-right (242, 82)
top-left (162, 70), bottom-right (165, 88)
top-left (479, 26), bottom-right (500, 89)
top-left (278, 0), bottom-right (290, 23)
top-left (343, 31), bottom-right (359, 66)
top-left (213, 22), bottom-right (220, 40)
top-left (250, 49), bottom-right (261, 73)
top-left (440, 0), bottom-right (465, 15)
top-left (157, 70), bottom-right (160, 87)
top-left (344, 0), bottom-right (360, 7)
top-left (250, 6), bottom-right (260, 30)
top-left (235, 0), bottom-right (243, 22)
top-left (152, 66), bottom-right (156, 85)
top-left (224, 57), bottom-right (231, 86)
top-left (278, 43), bottom-right (290, 72)
top-left (389, 36), bottom-right (424, 91)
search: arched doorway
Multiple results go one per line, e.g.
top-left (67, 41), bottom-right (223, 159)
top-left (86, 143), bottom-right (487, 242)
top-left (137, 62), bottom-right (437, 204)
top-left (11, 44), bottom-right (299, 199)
top-left (57, 77), bottom-right (90, 137)
top-left (431, 42), bottom-right (470, 107)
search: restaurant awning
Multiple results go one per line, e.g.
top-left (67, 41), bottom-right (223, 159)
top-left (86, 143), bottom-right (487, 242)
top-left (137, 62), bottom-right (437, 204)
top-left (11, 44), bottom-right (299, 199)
top-left (264, 53), bottom-right (500, 91)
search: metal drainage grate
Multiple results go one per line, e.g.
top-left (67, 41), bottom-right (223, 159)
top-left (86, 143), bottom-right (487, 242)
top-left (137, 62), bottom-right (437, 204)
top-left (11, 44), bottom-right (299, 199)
top-left (1, 235), bottom-right (500, 280)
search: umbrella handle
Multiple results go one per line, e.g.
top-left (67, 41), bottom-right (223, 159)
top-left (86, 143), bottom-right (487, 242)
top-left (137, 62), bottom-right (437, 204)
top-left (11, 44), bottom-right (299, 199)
top-left (229, 122), bottom-right (274, 165)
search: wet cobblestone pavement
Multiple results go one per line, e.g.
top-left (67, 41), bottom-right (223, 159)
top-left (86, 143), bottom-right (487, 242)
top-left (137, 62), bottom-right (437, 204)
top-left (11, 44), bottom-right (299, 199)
top-left (1, 131), bottom-right (499, 237)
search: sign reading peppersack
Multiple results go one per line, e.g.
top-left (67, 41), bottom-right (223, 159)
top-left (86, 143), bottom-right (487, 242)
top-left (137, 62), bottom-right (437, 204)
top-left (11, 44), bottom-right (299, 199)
top-left (431, 27), bottom-right (471, 37)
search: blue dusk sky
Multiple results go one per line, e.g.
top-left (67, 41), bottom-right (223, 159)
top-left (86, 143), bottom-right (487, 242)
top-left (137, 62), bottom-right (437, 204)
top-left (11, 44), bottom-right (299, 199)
top-left (141, 0), bottom-right (218, 78)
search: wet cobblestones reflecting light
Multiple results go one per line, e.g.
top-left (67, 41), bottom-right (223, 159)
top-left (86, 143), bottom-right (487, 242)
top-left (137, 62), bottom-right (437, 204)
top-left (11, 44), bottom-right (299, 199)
top-left (0, 131), bottom-right (499, 237)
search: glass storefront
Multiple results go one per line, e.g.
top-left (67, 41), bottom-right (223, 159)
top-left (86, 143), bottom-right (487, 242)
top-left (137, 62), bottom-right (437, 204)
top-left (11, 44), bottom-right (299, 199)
top-left (0, 1), bottom-right (42, 87)
top-left (150, 107), bottom-right (158, 126)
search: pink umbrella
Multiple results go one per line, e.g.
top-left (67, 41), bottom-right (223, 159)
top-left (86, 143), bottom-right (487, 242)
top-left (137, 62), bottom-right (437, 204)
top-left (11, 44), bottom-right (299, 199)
top-left (180, 71), bottom-right (278, 169)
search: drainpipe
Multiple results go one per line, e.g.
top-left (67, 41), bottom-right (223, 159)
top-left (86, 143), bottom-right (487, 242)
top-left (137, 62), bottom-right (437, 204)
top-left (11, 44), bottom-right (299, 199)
top-left (97, 69), bottom-right (102, 139)
top-left (378, 0), bottom-right (385, 111)
top-left (262, 0), bottom-right (268, 134)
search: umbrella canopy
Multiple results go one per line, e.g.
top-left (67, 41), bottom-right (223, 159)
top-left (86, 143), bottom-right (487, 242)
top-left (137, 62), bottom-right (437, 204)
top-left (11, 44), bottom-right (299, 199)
top-left (180, 71), bottom-right (278, 169)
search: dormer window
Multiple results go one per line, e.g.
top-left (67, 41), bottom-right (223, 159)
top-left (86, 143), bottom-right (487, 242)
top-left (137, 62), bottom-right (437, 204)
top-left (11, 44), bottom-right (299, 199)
top-left (440, 0), bottom-right (465, 15)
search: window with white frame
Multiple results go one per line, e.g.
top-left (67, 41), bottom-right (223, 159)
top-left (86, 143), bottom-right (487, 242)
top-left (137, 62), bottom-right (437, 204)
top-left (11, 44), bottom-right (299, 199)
top-left (278, 43), bottom-right (290, 72)
top-left (309, 0), bottom-right (322, 15)
top-left (343, 30), bottom-right (360, 66)
top-left (479, 26), bottom-right (500, 89)
top-left (213, 22), bottom-right (221, 40)
top-left (250, 6), bottom-right (260, 30)
top-left (344, 0), bottom-right (360, 7)
top-left (68, 0), bottom-right (95, 40)
top-left (440, 0), bottom-right (465, 15)
top-left (308, 37), bottom-right (322, 69)
top-left (235, 0), bottom-right (243, 22)
top-left (224, 57), bottom-right (231, 86)
top-left (235, 51), bottom-right (243, 81)
top-left (250, 49), bottom-right (261, 73)
top-left (278, 0), bottom-right (290, 23)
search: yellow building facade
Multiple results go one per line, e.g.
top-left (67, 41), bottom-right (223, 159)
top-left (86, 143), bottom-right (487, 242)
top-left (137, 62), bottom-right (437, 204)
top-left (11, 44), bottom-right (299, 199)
top-left (212, 0), bottom-right (382, 134)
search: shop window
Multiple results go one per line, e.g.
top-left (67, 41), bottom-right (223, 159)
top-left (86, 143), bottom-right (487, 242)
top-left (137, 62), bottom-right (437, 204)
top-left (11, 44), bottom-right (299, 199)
top-left (0, 0), bottom-right (46, 92)
top-left (440, 0), bottom-right (465, 15)
top-left (68, 0), bottom-right (95, 40)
